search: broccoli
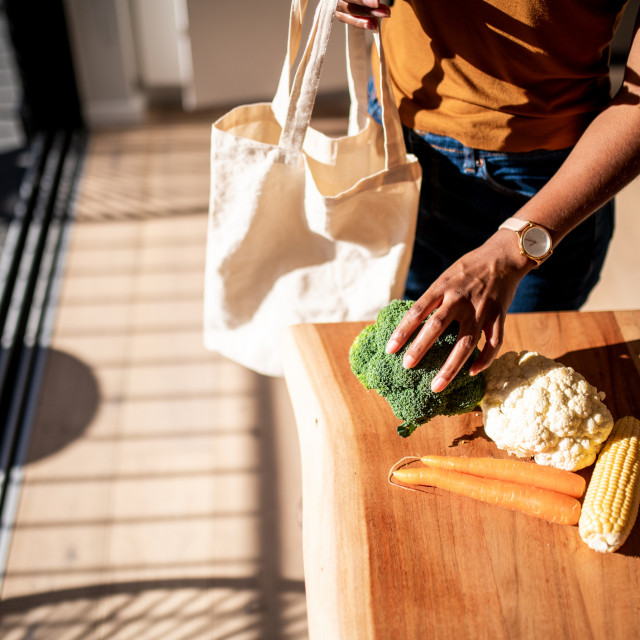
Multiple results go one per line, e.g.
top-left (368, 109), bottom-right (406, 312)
top-left (349, 299), bottom-right (486, 437)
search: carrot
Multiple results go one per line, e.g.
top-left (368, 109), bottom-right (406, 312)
top-left (419, 455), bottom-right (586, 499)
top-left (392, 466), bottom-right (581, 525)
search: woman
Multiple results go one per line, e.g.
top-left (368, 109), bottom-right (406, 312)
top-left (336, 0), bottom-right (640, 391)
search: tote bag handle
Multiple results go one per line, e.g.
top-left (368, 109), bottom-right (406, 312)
top-left (278, 0), bottom-right (406, 170)
top-left (371, 29), bottom-right (407, 169)
top-left (272, 0), bottom-right (310, 122)
top-left (273, 0), bottom-right (368, 134)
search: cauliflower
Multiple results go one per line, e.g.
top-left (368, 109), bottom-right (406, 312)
top-left (481, 350), bottom-right (613, 471)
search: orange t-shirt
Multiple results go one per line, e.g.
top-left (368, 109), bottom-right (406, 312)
top-left (377, 0), bottom-right (628, 151)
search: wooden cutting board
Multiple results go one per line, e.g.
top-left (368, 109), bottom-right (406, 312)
top-left (282, 310), bottom-right (640, 640)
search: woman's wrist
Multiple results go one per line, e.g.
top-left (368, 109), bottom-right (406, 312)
top-left (492, 228), bottom-right (538, 276)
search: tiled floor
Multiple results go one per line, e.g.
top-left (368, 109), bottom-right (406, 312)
top-left (0, 110), bottom-right (638, 639)
top-left (0, 120), bottom-right (306, 639)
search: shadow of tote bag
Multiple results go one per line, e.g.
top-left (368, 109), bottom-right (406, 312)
top-left (203, 0), bottom-right (421, 377)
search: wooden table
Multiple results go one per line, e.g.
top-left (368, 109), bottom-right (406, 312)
top-left (282, 310), bottom-right (640, 640)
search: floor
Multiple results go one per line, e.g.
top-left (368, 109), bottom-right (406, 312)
top-left (0, 105), bottom-right (637, 640)
top-left (0, 118), bottom-right (307, 640)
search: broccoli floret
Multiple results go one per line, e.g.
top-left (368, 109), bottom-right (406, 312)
top-left (349, 299), bottom-right (485, 437)
top-left (348, 323), bottom-right (377, 389)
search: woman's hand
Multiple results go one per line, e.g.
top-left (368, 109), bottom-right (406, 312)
top-left (385, 232), bottom-right (534, 392)
top-left (335, 1), bottom-right (390, 30)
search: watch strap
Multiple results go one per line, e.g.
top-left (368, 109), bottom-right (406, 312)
top-left (498, 217), bottom-right (530, 233)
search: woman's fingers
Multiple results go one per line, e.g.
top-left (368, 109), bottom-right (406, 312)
top-left (335, 0), bottom-right (390, 30)
top-left (385, 297), bottom-right (440, 356)
top-left (469, 311), bottom-right (504, 376)
top-left (336, 0), bottom-right (389, 13)
top-left (400, 303), bottom-right (448, 369)
top-left (385, 276), bottom-right (509, 390)
top-left (398, 301), bottom-right (484, 391)
top-left (430, 322), bottom-right (482, 392)
top-left (386, 293), bottom-right (502, 392)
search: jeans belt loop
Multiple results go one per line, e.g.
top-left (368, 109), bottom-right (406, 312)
top-left (463, 146), bottom-right (477, 174)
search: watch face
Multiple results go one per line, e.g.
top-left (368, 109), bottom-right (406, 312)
top-left (522, 226), bottom-right (551, 258)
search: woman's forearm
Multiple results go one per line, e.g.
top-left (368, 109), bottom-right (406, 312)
top-left (395, 70), bottom-right (640, 389)
top-left (510, 58), bottom-right (640, 246)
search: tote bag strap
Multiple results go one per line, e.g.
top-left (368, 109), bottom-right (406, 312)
top-left (279, 0), bottom-right (337, 153)
top-left (345, 24), bottom-right (371, 134)
top-left (272, 0), bottom-right (368, 131)
top-left (279, 0), bottom-right (406, 170)
top-left (345, 24), bottom-right (406, 165)
top-left (370, 29), bottom-right (406, 169)
top-left (272, 0), bottom-right (309, 122)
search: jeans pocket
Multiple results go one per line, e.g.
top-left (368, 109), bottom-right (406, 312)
top-left (480, 148), bottom-right (571, 199)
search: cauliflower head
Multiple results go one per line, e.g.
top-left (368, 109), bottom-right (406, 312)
top-left (481, 350), bottom-right (613, 471)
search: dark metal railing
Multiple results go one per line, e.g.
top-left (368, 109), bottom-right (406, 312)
top-left (0, 128), bottom-right (87, 577)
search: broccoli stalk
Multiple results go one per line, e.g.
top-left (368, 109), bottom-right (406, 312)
top-left (349, 299), bottom-right (485, 437)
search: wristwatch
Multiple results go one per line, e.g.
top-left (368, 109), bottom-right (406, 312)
top-left (498, 217), bottom-right (553, 267)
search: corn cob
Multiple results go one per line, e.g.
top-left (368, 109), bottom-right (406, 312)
top-left (579, 416), bottom-right (640, 553)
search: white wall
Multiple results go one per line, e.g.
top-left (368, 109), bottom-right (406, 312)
top-left (176, 0), bottom-right (348, 110)
top-left (64, 0), bottom-right (146, 126)
top-left (130, 0), bottom-right (182, 87)
top-left (64, 0), bottom-right (351, 126)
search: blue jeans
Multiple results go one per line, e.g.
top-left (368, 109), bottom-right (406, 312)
top-left (368, 80), bottom-right (614, 312)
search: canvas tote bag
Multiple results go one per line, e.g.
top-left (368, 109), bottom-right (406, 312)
top-left (203, 0), bottom-right (422, 376)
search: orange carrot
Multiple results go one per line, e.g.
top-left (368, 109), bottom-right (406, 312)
top-left (420, 455), bottom-right (586, 499)
top-left (393, 466), bottom-right (581, 525)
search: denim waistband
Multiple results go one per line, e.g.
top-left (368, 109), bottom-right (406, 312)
top-left (412, 129), bottom-right (571, 160)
